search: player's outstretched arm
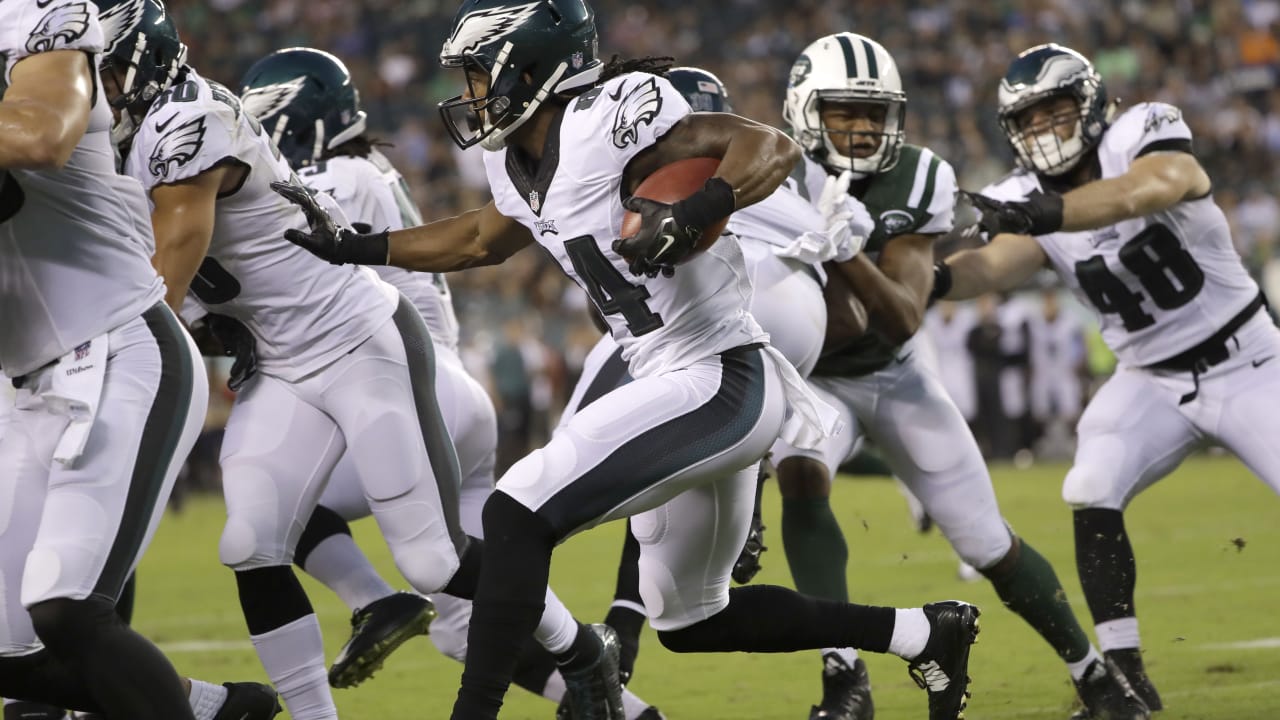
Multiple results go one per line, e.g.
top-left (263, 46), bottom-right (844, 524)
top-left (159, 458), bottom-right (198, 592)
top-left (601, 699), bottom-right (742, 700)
top-left (151, 167), bottom-right (232, 312)
top-left (1059, 151), bottom-right (1211, 232)
top-left (273, 180), bottom-right (533, 273)
top-left (933, 233), bottom-right (1049, 301)
top-left (0, 50), bottom-right (94, 170)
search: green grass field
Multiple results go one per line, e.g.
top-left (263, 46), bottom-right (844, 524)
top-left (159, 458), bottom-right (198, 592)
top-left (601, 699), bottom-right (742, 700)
top-left (135, 455), bottom-right (1280, 719)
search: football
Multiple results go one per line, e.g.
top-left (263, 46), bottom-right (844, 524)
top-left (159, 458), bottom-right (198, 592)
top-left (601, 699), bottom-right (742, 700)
top-left (620, 157), bottom-right (731, 263)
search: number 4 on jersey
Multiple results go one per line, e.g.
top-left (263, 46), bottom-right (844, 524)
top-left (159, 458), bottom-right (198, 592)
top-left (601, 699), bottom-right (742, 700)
top-left (564, 235), bottom-right (663, 336)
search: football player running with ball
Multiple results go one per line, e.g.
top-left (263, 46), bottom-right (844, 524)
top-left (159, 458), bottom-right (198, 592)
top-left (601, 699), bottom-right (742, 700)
top-left (936, 43), bottom-right (1280, 718)
top-left (277, 2), bottom-right (981, 719)
top-left (775, 33), bottom-right (1145, 720)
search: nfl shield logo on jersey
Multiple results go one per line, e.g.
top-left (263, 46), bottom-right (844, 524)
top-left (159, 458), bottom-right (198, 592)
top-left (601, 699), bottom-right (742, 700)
top-left (529, 190), bottom-right (542, 213)
top-left (571, 51), bottom-right (584, 70)
top-left (73, 341), bottom-right (91, 361)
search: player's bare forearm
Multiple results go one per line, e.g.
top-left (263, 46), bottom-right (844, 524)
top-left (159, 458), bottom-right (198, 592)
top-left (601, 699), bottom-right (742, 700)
top-left (831, 234), bottom-right (933, 345)
top-left (713, 124), bottom-right (801, 209)
top-left (152, 226), bottom-right (210, 313)
top-left (1060, 152), bottom-right (1210, 232)
top-left (0, 51), bottom-right (93, 169)
top-left (388, 202), bottom-right (533, 272)
top-left (150, 171), bottom-right (225, 312)
top-left (941, 233), bottom-right (1047, 300)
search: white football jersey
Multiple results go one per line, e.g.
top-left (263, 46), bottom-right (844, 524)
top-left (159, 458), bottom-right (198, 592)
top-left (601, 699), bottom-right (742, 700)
top-left (297, 150), bottom-right (460, 352)
top-left (0, 0), bottom-right (165, 376)
top-left (982, 102), bottom-right (1258, 367)
top-left (121, 68), bottom-right (395, 381)
top-left (484, 72), bottom-right (764, 377)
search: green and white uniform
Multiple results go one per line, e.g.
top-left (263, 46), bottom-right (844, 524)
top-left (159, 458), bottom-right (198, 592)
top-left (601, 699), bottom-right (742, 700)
top-left (771, 148), bottom-right (1013, 570)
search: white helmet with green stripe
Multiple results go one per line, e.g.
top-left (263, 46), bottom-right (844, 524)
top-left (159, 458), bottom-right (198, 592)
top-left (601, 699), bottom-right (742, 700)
top-left (784, 32), bottom-right (905, 179)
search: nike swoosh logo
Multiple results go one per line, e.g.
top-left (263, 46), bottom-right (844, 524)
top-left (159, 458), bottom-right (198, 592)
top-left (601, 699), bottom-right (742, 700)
top-left (653, 235), bottom-right (677, 259)
top-left (895, 352), bottom-right (914, 364)
top-left (1252, 356), bottom-right (1274, 368)
top-left (608, 87), bottom-right (623, 102)
top-left (154, 113), bottom-right (179, 133)
top-left (36, 0), bottom-right (56, 7)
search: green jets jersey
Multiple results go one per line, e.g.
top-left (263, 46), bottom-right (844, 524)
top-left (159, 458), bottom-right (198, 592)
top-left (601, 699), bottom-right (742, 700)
top-left (788, 145), bottom-right (957, 378)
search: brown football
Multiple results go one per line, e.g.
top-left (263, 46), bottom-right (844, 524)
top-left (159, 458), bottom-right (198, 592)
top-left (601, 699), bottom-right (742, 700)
top-left (620, 157), bottom-right (730, 264)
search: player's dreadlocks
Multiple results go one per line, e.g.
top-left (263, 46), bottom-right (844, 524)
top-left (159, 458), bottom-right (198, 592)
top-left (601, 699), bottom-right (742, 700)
top-left (597, 54), bottom-right (676, 84)
top-left (322, 136), bottom-right (394, 161)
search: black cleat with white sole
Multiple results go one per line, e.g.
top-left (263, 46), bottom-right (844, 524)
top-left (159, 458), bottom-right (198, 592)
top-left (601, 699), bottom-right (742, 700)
top-left (907, 601), bottom-right (981, 720)
top-left (329, 592), bottom-right (436, 689)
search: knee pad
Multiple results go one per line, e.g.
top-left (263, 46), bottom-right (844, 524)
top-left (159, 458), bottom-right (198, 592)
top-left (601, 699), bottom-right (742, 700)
top-left (392, 541), bottom-right (460, 595)
top-left (1062, 463), bottom-right (1125, 510)
top-left (219, 514), bottom-right (269, 569)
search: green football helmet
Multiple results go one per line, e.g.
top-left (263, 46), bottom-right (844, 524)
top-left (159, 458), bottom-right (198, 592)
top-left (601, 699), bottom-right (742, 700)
top-left (239, 47), bottom-right (368, 168)
top-left (94, 0), bottom-right (187, 145)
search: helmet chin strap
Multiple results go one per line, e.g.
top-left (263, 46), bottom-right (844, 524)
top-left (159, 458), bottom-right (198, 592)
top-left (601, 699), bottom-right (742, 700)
top-left (480, 59), bottom-right (568, 152)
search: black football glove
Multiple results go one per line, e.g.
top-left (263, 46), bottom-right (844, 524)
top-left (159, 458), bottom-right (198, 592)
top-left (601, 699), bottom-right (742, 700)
top-left (962, 189), bottom-right (1064, 237)
top-left (203, 313), bottom-right (257, 392)
top-left (270, 180), bottom-right (389, 265)
top-left (612, 196), bottom-right (700, 278)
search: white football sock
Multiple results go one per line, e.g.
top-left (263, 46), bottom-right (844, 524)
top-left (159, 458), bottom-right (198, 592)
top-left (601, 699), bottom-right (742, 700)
top-left (300, 533), bottom-right (395, 611)
top-left (541, 670), bottom-right (566, 702)
top-left (1095, 617), bottom-right (1141, 652)
top-left (534, 587), bottom-right (578, 654)
top-left (888, 608), bottom-right (930, 660)
top-left (821, 647), bottom-right (860, 668)
top-left (187, 679), bottom-right (229, 720)
top-left (622, 686), bottom-right (653, 719)
top-left (250, 615), bottom-right (337, 720)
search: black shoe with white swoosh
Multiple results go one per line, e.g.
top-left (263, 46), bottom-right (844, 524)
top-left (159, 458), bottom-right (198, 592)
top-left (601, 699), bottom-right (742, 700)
top-left (907, 601), bottom-right (981, 720)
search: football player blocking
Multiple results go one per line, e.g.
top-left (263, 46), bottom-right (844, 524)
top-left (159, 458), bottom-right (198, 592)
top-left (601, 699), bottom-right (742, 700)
top-left (937, 43), bottom-right (1280, 717)
top-left (0, 1), bottom-right (277, 720)
top-left (238, 47), bottom-right (663, 720)
top-left (277, 1), bottom-right (981, 719)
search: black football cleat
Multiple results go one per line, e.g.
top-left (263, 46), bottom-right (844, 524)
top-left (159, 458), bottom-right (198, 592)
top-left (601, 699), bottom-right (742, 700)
top-left (328, 591), bottom-right (436, 689)
top-left (635, 707), bottom-right (666, 720)
top-left (1105, 648), bottom-right (1162, 712)
top-left (212, 682), bottom-right (282, 720)
top-left (1070, 658), bottom-right (1150, 720)
top-left (907, 601), bottom-right (980, 720)
top-left (557, 624), bottom-right (625, 720)
top-left (810, 653), bottom-right (874, 720)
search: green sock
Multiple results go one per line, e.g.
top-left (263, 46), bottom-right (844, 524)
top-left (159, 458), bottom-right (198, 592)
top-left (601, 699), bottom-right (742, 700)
top-left (781, 497), bottom-right (849, 601)
top-left (986, 539), bottom-right (1091, 662)
top-left (838, 451), bottom-right (894, 477)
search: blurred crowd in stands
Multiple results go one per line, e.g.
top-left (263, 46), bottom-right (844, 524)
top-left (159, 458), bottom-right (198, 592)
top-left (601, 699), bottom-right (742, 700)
top-left (167, 0), bottom-right (1280, 496)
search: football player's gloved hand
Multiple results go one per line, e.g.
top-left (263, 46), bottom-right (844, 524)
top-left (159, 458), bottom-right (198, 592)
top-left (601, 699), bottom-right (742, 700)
top-left (203, 314), bottom-right (257, 391)
top-left (775, 171), bottom-right (870, 264)
top-left (271, 180), bottom-right (389, 265)
top-left (614, 196), bottom-right (700, 278)
top-left (962, 189), bottom-right (1064, 237)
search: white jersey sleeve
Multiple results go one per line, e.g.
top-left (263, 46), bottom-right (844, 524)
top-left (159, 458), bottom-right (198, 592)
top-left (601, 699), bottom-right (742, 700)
top-left (1, 0), bottom-right (101, 88)
top-left (727, 184), bottom-right (825, 249)
top-left (916, 153), bottom-right (957, 235)
top-left (299, 152), bottom-right (461, 352)
top-left (982, 103), bottom-right (1259, 367)
top-left (599, 73), bottom-right (692, 172)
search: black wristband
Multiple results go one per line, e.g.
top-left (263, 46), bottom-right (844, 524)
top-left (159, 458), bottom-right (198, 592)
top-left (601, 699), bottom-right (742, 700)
top-left (341, 228), bottom-right (391, 266)
top-left (930, 261), bottom-right (953, 303)
top-left (671, 177), bottom-right (736, 233)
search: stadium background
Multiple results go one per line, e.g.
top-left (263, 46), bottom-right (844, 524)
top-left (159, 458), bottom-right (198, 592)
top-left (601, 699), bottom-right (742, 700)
top-left (103, 2), bottom-right (1280, 718)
